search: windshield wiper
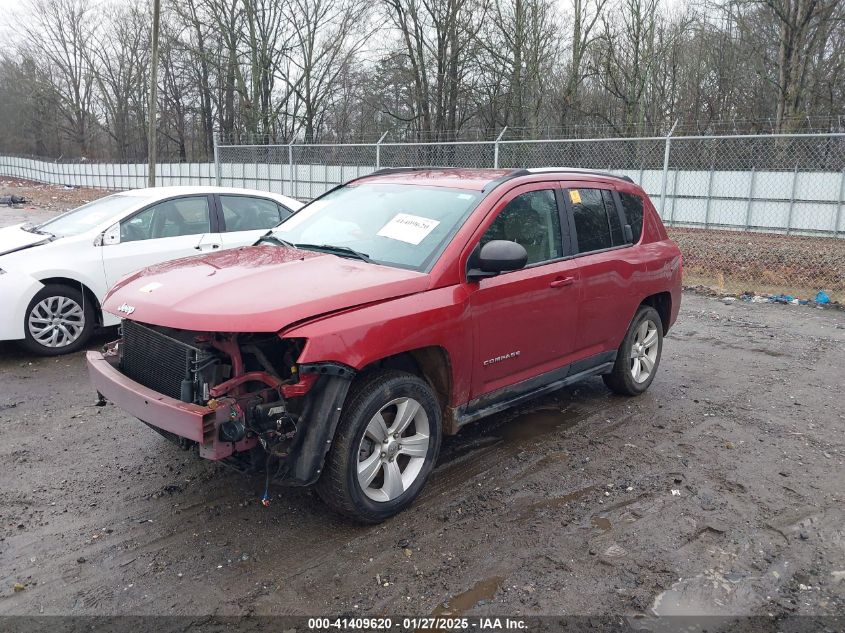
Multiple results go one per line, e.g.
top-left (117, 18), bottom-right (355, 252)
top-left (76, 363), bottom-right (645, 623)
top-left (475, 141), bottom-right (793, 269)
top-left (255, 233), bottom-right (295, 248)
top-left (294, 243), bottom-right (371, 263)
top-left (21, 223), bottom-right (53, 236)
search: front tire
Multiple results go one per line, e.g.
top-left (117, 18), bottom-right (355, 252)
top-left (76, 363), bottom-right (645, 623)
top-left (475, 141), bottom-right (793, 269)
top-left (603, 305), bottom-right (663, 396)
top-left (316, 369), bottom-right (442, 523)
top-left (20, 284), bottom-right (95, 356)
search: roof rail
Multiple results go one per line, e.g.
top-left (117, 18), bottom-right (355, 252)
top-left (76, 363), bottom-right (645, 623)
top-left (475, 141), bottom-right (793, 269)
top-left (482, 169), bottom-right (531, 192)
top-left (344, 166), bottom-right (459, 186)
top-left (525, 167), bottom-right (635, 184)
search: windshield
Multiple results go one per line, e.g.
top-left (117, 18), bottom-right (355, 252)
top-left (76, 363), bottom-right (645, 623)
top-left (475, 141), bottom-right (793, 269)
top-left (37, 194), bottom-right (150, 237)
top-left (271, 183), bottom-right (482, 270)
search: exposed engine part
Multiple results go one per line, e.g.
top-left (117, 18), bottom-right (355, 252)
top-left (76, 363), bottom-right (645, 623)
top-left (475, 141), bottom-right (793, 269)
top-left (219, 420), bottom-right (246, 443)
top-left (258, 423), bottom-right (298, 458)
top-left (251, 400), bottom-right (288, 432)
top-left (250, 399), bottom-right (298, 458)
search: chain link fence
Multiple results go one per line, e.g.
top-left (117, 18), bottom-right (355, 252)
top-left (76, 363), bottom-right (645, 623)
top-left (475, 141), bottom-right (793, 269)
top-left (2, 132), bottom-right (843, 298)
top-left (215, 132), bottom-right (845, 299)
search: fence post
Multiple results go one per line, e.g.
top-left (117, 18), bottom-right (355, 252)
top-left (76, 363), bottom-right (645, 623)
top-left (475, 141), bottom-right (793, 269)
top-left (287, 143), bottom-right (295, 198)
top-left (375, 131), bottom-right (389, 170)
top-left (666, 168), bottom-right (678, 226)
top-left (493, 127), bottom-right (508, 168)
top-left (704, 162), bottom-right (715, 229)
top-left (659, 120), bottom-right (678, 217)
top-left (835, 169), bottom-right (845, 237)
top-left (213, 136), bottom-right (221, 186)
top-left (786, 164), bottom-right (798, 235)
top-left (744, 167), bottom-right (756, 230)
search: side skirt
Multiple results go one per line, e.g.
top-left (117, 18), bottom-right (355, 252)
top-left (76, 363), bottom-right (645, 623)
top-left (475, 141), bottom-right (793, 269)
top-left (454, 350), bottom-right (616, 429)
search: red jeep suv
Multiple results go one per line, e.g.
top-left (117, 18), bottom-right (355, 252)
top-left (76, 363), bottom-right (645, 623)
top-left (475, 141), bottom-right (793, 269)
top-left (87, 168), bottom-right (682, 522)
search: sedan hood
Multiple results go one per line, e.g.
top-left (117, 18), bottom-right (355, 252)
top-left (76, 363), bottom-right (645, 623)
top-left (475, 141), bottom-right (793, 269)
top-left (103, 245), bottom-right (430, 332)
top-left (0, 224), bottom-right (55, 257)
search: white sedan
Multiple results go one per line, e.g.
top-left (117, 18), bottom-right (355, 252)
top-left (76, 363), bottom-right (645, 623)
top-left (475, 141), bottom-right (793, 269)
top-left (0, 186), bottom-right (302, 355)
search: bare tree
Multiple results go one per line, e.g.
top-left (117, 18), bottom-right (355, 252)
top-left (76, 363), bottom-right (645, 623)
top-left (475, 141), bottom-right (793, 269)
top-left (382, 0), bottom-right (488, 140)
top-left (87, 2), bottom-right (150, 161)
top-left (730, 0), bottom-right (841, 131)
top-left (279, 0), bottom-right (371, 142)
top-left (22, 0), bottom-right (95, 154)
top-left (2, 0), bottom-right (844, 160)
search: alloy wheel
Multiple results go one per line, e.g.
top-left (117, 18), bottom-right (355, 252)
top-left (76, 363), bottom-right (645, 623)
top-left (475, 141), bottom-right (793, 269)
top-left (27, 295), bottom-right (86, 348)
top-left (630, 319), bottom-right (659, 383)
top-left (356, 397), bottom-right (431, 502)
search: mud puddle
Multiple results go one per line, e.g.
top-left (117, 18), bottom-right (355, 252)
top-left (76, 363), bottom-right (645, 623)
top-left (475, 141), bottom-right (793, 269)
top-left (431, 577), bottom-right (505, 616)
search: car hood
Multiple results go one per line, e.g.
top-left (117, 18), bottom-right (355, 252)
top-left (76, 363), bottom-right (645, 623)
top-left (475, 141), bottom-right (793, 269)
top-left (103, 245), bottom-right (430, 332)
top-left (0, 224), bottom-right (55, 257)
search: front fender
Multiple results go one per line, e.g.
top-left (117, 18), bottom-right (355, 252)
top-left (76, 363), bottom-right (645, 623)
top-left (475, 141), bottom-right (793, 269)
top-left (281, 284), bottom-right (473, 407)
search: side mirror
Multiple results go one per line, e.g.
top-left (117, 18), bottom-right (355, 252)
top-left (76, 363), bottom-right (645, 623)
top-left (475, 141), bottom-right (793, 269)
top-left (467, 240), bottom-right (528, 281)
top-left (95, 222), bottom-right (121, 246)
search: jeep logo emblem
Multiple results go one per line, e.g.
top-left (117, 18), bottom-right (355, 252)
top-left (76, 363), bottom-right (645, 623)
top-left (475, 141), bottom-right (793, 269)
top-left (118, 303), bottom-right (136, 315)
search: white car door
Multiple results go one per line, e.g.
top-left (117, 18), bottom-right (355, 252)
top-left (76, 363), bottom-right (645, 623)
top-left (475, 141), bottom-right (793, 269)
top-left (216, 194), bottom-right (293, 248)
top-left (101, 194), bottom-right (219, 287)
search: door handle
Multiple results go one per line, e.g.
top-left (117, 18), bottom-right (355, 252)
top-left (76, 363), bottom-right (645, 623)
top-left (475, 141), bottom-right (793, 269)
top-left (549, 276), bottom-right (575, 288)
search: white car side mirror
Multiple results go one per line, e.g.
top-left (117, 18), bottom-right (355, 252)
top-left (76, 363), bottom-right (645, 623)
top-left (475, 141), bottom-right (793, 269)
top-left (98, 222), bottom-right (121, 246)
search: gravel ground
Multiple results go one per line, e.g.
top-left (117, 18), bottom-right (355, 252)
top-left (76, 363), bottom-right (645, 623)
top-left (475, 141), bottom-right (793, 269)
top-left (0, 179), bottom-right (108, 218)
top-left (670, 227), bottom-right (845, 302)
top-left (1, 196), bottom-right (844, 621)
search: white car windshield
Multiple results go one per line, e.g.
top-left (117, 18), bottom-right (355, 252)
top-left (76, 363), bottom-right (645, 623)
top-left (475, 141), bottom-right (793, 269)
top-left (36, 194), bottom-right (151, 237)
top-left (271, 183), bottom-right (481, 270)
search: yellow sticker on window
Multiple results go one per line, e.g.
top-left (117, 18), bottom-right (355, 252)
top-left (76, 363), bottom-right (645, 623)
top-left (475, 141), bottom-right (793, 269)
top-left (569, 189), bottom-right (582, 204)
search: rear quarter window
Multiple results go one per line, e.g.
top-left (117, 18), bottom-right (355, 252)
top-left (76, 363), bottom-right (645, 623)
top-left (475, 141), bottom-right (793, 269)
top-left (568, 188), bottom-right (625, 254)
top-left (619, 192), bottom-right (644, 244)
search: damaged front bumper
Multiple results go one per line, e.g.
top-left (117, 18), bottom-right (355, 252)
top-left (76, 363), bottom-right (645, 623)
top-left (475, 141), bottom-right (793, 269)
top-left (86, 350), bottom-right (257, 460)
top-left (86, 349), bottom-right (353, 486)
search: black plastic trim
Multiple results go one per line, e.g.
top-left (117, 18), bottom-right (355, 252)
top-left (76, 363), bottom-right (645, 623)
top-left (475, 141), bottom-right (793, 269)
top-left (298, 361), bottom-right (357, 380)
top-left (275, 374), bottom-right (353, 486)
top-left (456, 350), bottom-right (617, 427)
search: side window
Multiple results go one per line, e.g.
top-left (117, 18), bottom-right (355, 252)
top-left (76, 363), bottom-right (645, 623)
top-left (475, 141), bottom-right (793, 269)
top-left (619, 192), bottom-right (644, 244)
top-left (120, 196), bottom-right (211, 243)
top-left (120, 206), bottom-right (155, 242)
top-left (568, 188), bottom-right (623, 254)
top-left (480, 190), bottom-right (562, 265)
top-left (603, 190), bottom-right (624, 246)
top-left (220, 195), bottom-right (284, 232)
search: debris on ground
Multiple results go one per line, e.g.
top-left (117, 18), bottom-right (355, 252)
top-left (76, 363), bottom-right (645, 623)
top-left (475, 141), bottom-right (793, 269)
top-left (0, 194), bottom-right (28, 205)
top-left (0, 177), bottom-right (109, 213)
top-left (684, 285), bottom-right (842, 310)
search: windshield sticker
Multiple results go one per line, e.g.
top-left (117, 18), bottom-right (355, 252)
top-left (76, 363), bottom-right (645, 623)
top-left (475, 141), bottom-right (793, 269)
top-left (569, 189), bottom-right (582, 205)
top-left (377, 213), bottom-right (440, 245)
top-left (457, 193), bottom-right (474, 200)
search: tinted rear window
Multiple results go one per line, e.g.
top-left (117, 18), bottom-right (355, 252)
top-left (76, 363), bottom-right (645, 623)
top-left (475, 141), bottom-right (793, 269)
top-left (569, 188), bottom-right (620, 254)
top-left (619, 192), bottom-right (644, 243)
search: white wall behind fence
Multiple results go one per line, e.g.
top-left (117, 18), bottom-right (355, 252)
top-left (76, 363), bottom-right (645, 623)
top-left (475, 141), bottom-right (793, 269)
top-left (1, 155), bottom-right (843, 236)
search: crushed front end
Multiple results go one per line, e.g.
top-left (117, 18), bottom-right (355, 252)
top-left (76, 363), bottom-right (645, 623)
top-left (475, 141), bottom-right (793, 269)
top-left (86, 319), bottom-right (354, 485)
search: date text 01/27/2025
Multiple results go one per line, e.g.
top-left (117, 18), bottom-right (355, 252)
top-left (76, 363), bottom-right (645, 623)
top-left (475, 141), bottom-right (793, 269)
top-left (306, 617), bottom-right (528, 630)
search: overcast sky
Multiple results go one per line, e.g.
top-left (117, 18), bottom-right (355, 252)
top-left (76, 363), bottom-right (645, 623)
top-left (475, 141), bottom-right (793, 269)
top-left (0, 0), bottom-right (22, 43)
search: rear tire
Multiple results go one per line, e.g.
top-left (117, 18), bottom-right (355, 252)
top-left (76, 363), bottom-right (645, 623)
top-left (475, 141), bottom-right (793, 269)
top-left (316, 369), bottom-right (442, 523)
top-left (603, 305), bottom-right (663, 396)
top-left (20, 284), bottom-right (96, 356)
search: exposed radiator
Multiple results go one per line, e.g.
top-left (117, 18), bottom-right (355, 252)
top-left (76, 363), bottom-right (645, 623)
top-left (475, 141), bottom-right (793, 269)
top-left (121, 320), bottom-right (212, 402)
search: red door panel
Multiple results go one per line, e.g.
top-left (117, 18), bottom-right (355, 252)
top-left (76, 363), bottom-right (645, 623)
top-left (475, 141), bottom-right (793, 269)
top-left (469, 261), bottom-right (580, 397)
top-left (464, 183), bottom-right (580, 400)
